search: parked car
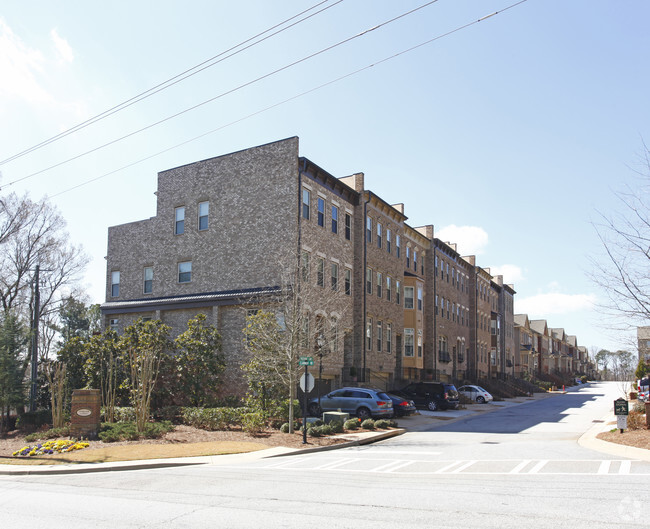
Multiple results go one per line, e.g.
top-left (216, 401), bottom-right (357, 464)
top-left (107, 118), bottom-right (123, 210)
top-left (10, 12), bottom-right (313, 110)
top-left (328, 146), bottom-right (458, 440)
top-left (638, 378), bottom-right (649, 402)
top-left (458, 385), bottom-right (493, 404)
top-left (387, 393), bottom-right (416, 417)
top-left (390, 382), bottom-right (459, 411)
top-left (308, 387), bottom-right (393, 419)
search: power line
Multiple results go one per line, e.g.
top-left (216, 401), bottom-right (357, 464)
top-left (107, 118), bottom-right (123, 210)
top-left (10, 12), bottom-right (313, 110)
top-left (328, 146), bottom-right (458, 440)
top-left (0, 0), bottom-right (343, 167)
top-left (2, 0), bottom-right (441, 190)
top-left (50, 0), bottom-right (530, 199)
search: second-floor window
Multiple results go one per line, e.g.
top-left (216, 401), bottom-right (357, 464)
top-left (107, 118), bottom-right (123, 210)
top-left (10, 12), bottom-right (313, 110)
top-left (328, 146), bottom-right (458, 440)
top-left (175, 206), bottom-right (185, 235)
top-left (331, 205), bottom-right (338, 234)
top-left (198, 201), bottom-right (209, 230)
top-left (396, 280), bottom-right (401, 305)
top-left (377, 320), bottom-right (382, 352)
top-left (331, 262), bottom-right (338, 291)
top-left (345, 213), bottom-right (352, 240)
top-left (366, 267), bottom-right (373, 294)
top-left (376, 272), bottom-right (382, 298)
top-left (386, 276), bottom-right (392, 301)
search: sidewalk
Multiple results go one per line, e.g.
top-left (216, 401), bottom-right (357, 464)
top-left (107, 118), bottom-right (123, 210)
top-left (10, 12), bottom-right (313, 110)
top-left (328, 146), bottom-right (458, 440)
top-left (2, 389), bottom-right (647, 475)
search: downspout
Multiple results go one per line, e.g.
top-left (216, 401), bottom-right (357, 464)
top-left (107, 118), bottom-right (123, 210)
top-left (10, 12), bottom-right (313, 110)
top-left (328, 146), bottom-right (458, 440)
top-left (362, 190), bottom-right (371, 384)
top-left (433, 245), bottom-right (437, 379)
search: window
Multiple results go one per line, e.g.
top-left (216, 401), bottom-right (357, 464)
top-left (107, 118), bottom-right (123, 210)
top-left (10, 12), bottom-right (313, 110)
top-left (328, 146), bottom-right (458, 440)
top-left (198, 201), bottom-right (209, 231)
top-left (330, 318), bottom-right (339, 352)
top-left (345, 213), bottom-right (352, 240)
top-left (143, 267), bottom-right (153, 294)
top-left (366, 318), bottom-right (372, 350)
top-left (435, 294), bottom-right (439, 315)
top-left (366, 267), bottom-right (373, 294)
top-left (377, 321), bottom-right (383, 352)
top-left (317, 258), bottom-right (324, 287)
top-left (417, 287), bottom-right (423, 311)
top-left (387, 229), bottom-right (391, 253)
top-left (317, 197), bottom-right (325, 227)
top-left (302, 188), bottom-right (310, 219)
top-left (386, 323), bottom-right (392, 353)
top-left (418, 334), bottom-right (423, 357)
top-left (396, 280), bottom-right (401, 305)
top-left (404, 328), bottom-right (414, 357)
top-left (366, 216), bottom-right (372, 243)
top-left (396, 235), bottom-right (401, 258)
top-left (345, 269), bottom-right (352, 295)
top-left (413, 249), bottom-right (417, 271)
top-left (301, 251), bottom-right (310, 282)
top-left (404, 286), bottom-right (414, 309)
top-left (331, 262), bottom-right (338, 291)
top-left (175, 207), bottom-right (185, 235)
top-left (406, 247), bottom-right (410, 268)
top-left (178, 261), bottom-right (192, 283)
top-left (331, 205), bottom-right (338, 233)
top-left (376, 272), bottom-right (382, 298)
top-left (386, 276), bottom-right (392, 302)
top-left (377, 222), bottom-right (382, 248)
top-left (109, 318), bottom-right (119, 331)
top-left (452, 303), bottom-right (456, 322)
top-left (111, 271), bottom-right (120, 297)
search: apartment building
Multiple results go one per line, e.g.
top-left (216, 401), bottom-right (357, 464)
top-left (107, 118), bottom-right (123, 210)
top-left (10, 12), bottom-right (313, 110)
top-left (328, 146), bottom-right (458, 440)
top-left (102, 136), bottom-right (589, 396)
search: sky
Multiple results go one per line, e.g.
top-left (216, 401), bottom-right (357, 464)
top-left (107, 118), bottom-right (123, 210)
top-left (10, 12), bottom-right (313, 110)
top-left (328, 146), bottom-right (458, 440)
top-left (1, 0), bottom-right (649, 355)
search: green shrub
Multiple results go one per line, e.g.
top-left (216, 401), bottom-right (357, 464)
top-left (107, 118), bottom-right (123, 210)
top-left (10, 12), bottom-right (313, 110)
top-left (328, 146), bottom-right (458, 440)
top-left (361, 419), bottom-right (375, 430)
top-left (16, 410), bottom-right (52, 429)
top-left (180, 407), bottom-right (248, 430)
top-left (329, 420), bottom-right (344, 433)
top-left (154, 406), bottom-right (182, 423)
top-left (98, 421), bottom-right (173, 442)
top-left (24, 426), bottom-right (71, 442)
top-left (241, 412), bottom-right (266, 435)
top-left (344, 418), bottom-right (360, 430)
top-left (280, 422), bottom-right (291, 433)
top-left (374, 419), bottom-right (391, 429)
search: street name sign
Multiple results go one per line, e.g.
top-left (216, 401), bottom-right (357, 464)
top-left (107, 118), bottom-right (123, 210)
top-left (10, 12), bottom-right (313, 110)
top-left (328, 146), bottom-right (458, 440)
top-left (298, 356), bottom-right (314, 366)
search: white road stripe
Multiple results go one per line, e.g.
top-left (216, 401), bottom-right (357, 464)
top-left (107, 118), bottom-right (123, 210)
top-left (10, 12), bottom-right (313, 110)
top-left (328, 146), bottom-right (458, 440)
top-left (528, 460), bottom-right (548, 474)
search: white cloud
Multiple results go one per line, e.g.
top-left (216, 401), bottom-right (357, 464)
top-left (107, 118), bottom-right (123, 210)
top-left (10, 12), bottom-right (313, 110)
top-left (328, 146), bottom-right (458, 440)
top-left (516, 292), bottom-right (596, 316)
top-left (50, 29), bottom-right (73, 63)
top-left (435, 225), bottom-right (488, 256)
top-left (490, 264), bottom-right (524, 284)
top-left (0, 18), bottom-right (51, 103)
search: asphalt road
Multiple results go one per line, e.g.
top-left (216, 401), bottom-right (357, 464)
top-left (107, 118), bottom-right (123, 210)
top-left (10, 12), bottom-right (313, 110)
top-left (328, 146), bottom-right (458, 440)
top-left (2, 382), bottom-right (648, 528)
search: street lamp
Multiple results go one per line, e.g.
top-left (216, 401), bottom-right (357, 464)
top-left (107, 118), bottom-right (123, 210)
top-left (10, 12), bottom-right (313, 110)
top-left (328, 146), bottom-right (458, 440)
top-left (316, 332), bottom-right (325, 410)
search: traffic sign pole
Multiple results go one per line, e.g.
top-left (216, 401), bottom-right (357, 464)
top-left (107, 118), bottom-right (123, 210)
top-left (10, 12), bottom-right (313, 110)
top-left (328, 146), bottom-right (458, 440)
top-left (303, 363), bottom-right (308, 444)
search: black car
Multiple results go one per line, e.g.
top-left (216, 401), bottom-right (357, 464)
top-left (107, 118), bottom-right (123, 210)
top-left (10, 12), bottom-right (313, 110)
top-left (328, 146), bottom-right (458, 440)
top-left (387, 393), bottom-right (416, 417)
top-left (390, 382), bottom-right (459, 411)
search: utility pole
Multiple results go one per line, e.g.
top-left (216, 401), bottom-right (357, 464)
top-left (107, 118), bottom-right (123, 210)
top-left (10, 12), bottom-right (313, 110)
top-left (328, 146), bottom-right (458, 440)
top-left (29, 264), bottom-right (40, 412)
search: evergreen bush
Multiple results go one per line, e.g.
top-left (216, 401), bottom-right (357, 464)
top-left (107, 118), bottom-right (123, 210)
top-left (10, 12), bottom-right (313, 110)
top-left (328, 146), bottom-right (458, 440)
top-left (361, 419), bottom-right (375, 430)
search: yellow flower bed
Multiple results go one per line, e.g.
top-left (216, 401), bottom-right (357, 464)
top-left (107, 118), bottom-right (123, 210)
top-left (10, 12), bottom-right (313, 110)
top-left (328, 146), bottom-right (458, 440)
top-left (13, 439), bottom-right (90, 457)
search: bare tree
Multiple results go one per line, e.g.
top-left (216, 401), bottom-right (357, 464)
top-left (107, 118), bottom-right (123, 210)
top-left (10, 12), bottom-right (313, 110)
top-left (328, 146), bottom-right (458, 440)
top-left (242, 245), bottom-right (350, 433)
top-left (591, 145), bottom-right (650, 332)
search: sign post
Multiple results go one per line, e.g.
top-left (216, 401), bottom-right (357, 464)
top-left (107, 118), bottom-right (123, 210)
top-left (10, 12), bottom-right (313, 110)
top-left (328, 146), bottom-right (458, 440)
top-left (298, 356), bottom-right (314, 444)
top-left (614, 398), bottom-right (628, 433)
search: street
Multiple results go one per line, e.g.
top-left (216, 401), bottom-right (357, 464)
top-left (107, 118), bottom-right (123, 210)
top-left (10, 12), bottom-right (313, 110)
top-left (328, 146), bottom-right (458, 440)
top-left (1, 382), bottom-right (648, 528)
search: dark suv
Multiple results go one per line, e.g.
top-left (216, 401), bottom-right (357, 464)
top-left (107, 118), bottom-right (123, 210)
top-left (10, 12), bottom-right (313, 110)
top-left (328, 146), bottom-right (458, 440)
top-left (390, 382), bottom-right (459, 411)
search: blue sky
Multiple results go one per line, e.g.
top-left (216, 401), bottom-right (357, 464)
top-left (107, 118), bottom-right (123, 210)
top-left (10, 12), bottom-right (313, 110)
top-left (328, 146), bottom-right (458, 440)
top-left (1, 0), bottom-right (648, 354)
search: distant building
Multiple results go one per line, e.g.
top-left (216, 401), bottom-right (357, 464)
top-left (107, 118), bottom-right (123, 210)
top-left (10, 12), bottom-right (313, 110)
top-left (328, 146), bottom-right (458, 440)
top-left (637, 327), bottom-right (650, 364)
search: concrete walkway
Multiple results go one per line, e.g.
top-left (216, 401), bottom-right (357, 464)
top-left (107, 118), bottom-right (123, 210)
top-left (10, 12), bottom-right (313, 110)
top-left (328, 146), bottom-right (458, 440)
top-left (2, 389), bottom-right (647, 475)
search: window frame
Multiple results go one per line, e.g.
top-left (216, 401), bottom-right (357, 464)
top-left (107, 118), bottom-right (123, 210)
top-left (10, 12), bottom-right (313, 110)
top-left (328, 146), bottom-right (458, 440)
top-left (404, 286), bottom-right (414, 309)
top-left (302, 188), bottom-right (310, 219)
top-left (111, 271), bottom-right (120, 297)
top-left (331, 205), bottom-right (338, 234)
top-left (178, 261), bottom-right (192, 283)
top-left (143, 266), bottom-right (153, 294)
top-left (198, 201), bottom-right (209, 231)
top-left (317, 197), bottom-right (325, 227)
top-left (175, 206), bottom-right (185, 235)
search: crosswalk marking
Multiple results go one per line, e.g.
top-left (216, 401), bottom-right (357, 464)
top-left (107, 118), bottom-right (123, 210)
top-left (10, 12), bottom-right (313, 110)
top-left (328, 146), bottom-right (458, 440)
top-left (235, 456), bottom-right (650, 476)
